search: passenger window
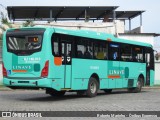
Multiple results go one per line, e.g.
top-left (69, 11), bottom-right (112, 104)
top-left (120, 44), bottom-right (132, 62)
top-left (51, 34), bottom-right (60, 57)
top-left (53, 42), bottom-right (59, 56)
top-left (94, 42), bottom-right (108, 60)
top-left (145, 47), bottom-right (154, 69)
top-left (145, 48), bottom-right (151, 67)
top-left (75, 37), bottom-right (108, 60)
top-left (76, 37), bottom-right (93, 59)
top-left (84, 41), bottom-right (93, 59)
top-left (133, 47), bottom-right (144, 62)
top-left (76, 37), bottom-right (85, 58)
top-left (77, 44), bottom-right (84, 58)
top-left (109, 43), bottom-right (120, 60)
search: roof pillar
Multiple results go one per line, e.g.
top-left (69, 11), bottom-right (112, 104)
top-left (49, 9), bottom-right (53, 22)
top-left (129, 18), bottom-right (131, 31)
top-left (140, 12), bottom-right (142, 26)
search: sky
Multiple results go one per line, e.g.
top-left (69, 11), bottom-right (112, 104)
top-left (1, 0), bottom-right (160, 51)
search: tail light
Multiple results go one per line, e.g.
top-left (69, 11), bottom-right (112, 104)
top-left (41, 60), bottom-right (49, 77)
top-left (2, 63), bottom-right (7, 77)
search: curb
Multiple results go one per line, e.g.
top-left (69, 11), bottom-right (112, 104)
top-left (143, 87), bottom-right (160, 89)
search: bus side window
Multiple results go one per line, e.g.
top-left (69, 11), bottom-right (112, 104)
top-left (133, 47), bottom-right (143, 62)
top-left (83, 39), bottom-right (93, 59)
top-left (54, 42), bottom-right (59, 56)
top-left (77, 50), bottom-right (83, 58)
top-left (76, 38), bottom-right (93, 59)
top-left (132, 52), bottom-right (138, 62)
top-left (94, 41), bottom-right (107, 60)
top-left (76, 37), bottom-right (85, 58)
top-left (51, 34), bottom-right (60, 57)
top-left (145, 47), bottom-right (154, 69)
top-left (84, 47), bottom-right (92, 59)
top-left (109, 43), bottom-right (119, 61)
top-left (120, 44), bottom-right (132, 62)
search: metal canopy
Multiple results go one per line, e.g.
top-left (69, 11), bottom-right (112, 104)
top-left (7, 6), bottom-right (145, 21)
top-left (114, 11), bottom-right (145, 20)
top-left (7, 6), bottom-right (117, 21)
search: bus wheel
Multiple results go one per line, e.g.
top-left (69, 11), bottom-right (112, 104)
top-left (128, 77), bottom-right (143, 93)
top-left (104, 89), bottom-right (112, 94)
top-left (86, 77), bottom-right (99, 97)
top-left (46, 89), bottom-right (65, 97)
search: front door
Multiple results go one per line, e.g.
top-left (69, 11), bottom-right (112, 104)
top-left (145, 48), bottom-right (154, 86)
top-left (61, 41), bottom-right (72, 88)
top-left (108, 43), bottom-right (121, 88)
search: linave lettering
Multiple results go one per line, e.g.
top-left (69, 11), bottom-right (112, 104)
top-left (109, 70), bottom-right (124, 75)
top-left (12, 65), bottom-right (31, 70)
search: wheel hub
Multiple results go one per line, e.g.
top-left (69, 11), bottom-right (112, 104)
top-left (90, 82), bottom-right (96, 93)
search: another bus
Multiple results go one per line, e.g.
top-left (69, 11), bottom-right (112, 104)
top-left (2, 27), bottom-right (154, 97)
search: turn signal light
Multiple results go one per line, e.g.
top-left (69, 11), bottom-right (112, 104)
top-left (2, 63), bottom-right (7, 77)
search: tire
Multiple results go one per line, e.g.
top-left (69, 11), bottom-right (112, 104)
top-left (128, 77), bottom-right (143, 93)
top-left (104, 89), bottom-right (112, 94)
top-left (46, 88), bottom-right (65, 97)
top-left (86, 77), bottom-right (99, 97)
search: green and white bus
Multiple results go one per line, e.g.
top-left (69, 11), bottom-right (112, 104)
top-left (2, 27), bottom-right (154, 97)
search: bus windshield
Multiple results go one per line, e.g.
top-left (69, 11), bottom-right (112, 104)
top-left (7, 35), bottom-right (42, 50)
top-left (6, 29), bottom-right (45, 55)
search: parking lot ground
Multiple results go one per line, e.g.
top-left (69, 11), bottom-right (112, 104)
top-left (0, 88), bottom-right (160, 119)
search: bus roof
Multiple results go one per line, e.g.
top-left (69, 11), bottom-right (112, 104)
top-left (51, 27), bottom-right (152, 48)
top-left (7, 26), bottom-right (152, 48)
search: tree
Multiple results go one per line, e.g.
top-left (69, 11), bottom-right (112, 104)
top-left (22, 20), bottom-right (34, 27)
top-left (0, 18), bottom-right (12, 30)
top-left (155, 53), bottom-right (159, 61)
top-left (0, 34), bottom-right (2, 40)
top-left (0, 18), bottom-right (12, 42)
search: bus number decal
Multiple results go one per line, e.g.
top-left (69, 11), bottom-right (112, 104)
top-left (23, 57), bottom-right (41, 63)
top-left (90, 66), bottom-right (99, 70)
